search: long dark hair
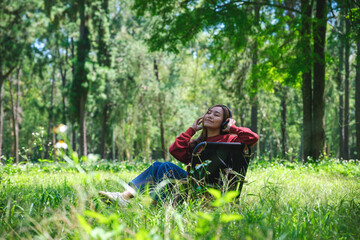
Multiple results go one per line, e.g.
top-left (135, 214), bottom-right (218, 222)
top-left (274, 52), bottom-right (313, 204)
top-left (189, 104), bottom-right (232, 153)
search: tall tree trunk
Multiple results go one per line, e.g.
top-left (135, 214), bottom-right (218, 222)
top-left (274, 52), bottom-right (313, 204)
top-left (70, 38), bottom-right (76, 152)
top-left (100, 103), bottom-right (108, 159)
top-left (251, 4), bottom-right (260, 156)
top-left (301, 0), bottom-right (313, 161)
top-left (72, 0), bottom-right (90, 157)
top-left (344, 15), bottom-right (350, 160)
top-left (58, 46), bottom-right (67, 125)
top-left (46, 68), bottom-right (55, 159)
top-left (154, 58), bottom-right (167, 160)
top-left (312, 0), bottom-right (327, 160)
top-left (0, 72), bottom-right (3, 158)
top-left (356, 39), bottom-right (360, 160)
top-left (79, 95), bottom-right (87, 156)
top-left (0, 59), bottom-right (16, 159)
top-left (9, 69), bottom-right (20, 164)
top-left (112, 128), bottom-right (116, 160)
top-left (72, 120), bottom-right (76, 152)
top-left (96, 0), bottom-right (111, 160)
top-left (337, 10), bottom-right (345, 159)
top-left (281, 87), bottom-right (287, 157)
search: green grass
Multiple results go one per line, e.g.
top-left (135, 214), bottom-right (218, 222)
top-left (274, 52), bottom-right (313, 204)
top-left (0, 159), bottom-right (359, 239)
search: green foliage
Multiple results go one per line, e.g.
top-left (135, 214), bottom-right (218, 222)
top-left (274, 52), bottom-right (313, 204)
top-left (1, 0), bottom-right (359, 163)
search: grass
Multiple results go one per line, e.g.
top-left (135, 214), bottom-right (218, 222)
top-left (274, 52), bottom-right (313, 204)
top-left (0, 158), bottom-right (359, 239)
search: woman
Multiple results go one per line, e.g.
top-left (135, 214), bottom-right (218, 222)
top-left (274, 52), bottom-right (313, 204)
top-left (99, 104), bottom-right (259, 205)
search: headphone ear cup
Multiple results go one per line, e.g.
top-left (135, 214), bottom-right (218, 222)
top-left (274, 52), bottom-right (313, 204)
top-left (221, 120), bottom-right (228, 129)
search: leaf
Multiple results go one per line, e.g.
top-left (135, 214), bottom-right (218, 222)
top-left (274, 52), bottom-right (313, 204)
top-left (135, 229), bottom-right (151, 240)
top-left (224, 191), bottom-right (240, 203)
top-left (197, 212), bottom-right (213, 222)
top-left (207, 188), bottom-right (221, 199)
top-left (76, 214), bottom-right (92, 234)
top-left (220, 214), bottom-right (243, 223)
top-left (211, 199), bottom-right (224, 207)
top-left (83, 210), bottom-right (110, 224)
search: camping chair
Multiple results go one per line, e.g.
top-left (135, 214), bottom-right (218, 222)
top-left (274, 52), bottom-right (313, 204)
top-left (189, 142), bottom-right (252, 196)
top-left (152, 142), bottom-right (252, 204)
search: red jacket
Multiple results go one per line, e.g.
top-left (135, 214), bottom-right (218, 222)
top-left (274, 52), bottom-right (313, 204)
top-left (169, 125), bottom-right (259, 167)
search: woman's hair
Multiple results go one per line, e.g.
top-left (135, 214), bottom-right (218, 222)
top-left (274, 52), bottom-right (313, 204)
top-left (188, 104), bottom-right (232, 153)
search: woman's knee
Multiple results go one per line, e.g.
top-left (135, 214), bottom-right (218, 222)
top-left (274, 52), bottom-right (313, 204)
top-left (151, 161), bottom-right (162, 168)
top-left (158, 162), bottom-right (176, 171)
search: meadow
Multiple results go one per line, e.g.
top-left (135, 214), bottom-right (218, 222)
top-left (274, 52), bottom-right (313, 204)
top-left (0, 158), bottom-right (359, 239)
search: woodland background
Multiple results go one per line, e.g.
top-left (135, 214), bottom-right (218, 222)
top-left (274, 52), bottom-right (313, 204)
top-left (1, 0), bottom-right (360, 164)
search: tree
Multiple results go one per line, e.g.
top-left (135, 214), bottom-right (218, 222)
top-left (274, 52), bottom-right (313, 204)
top-left (312, 0), bottom-right (327, 160)
top-left (300, 0), bottom-right (313, 160)
top-left (9, 68), bottom-right (22, 163)
top-left (356, 39), bottom-right (360, 160)
top-left (70, 0), bottom-right (91, 157)
top-left (344, 6), bottom-right (351, 160)
top-left (0, 0), bottom-right (39, 159)
top-left (337, 6), bottom-right (345, 159)
top-left (348, 5), bottom-right (360, 160)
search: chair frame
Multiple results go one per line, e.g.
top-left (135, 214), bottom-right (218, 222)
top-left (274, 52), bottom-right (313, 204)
top-left (189, 142), bottom-right (252, 196)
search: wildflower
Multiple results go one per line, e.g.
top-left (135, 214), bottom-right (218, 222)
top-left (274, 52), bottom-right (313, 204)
top-left (58, 124), bottom-right (68, 133)
top-left (53, 124), bottom-right (68, 133)
top-left (55, 140), bottom-right (68, 149)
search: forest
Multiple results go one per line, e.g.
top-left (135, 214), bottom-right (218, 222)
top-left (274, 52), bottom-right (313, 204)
top-left (1, 0), bottom-right (360, 239)
top-left (1, 0), bottom-right (359, 163)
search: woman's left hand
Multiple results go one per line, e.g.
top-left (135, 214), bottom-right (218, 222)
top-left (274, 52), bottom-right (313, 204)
top-left (222, 118), bottom-right (236, 133)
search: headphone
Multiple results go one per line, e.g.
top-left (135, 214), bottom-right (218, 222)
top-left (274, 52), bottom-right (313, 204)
top-left (220, 105), bottom-right (232, 130)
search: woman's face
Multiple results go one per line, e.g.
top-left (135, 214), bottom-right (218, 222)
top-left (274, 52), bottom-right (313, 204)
top-left (203, 106), bottom-right (224, 129)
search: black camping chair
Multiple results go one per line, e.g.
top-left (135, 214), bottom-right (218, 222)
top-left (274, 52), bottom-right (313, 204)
top-left (189, 142), bottom-right (252, 196)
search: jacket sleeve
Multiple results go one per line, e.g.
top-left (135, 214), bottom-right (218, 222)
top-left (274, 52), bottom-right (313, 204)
top-left (169, 127), bottom-right (196, 165)
top-left (229, 125), bottom-right (259, 146)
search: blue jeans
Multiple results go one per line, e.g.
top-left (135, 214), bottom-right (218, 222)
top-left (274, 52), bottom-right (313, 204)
top-left (129, 161), bottom-right (188, 193)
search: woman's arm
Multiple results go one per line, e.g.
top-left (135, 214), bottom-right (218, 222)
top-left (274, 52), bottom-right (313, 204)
top-left (229, 125), bottom-right (259, 146)
top-left (168, 127), bottom-right (196, 165)
top-left (169, 117), bottom-right (203, 164)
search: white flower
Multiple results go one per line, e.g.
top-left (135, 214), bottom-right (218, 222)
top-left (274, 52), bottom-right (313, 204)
top-left (58, 124), bottom-right (68, 133)
top-left (55, 141), bottom-right (68, 149)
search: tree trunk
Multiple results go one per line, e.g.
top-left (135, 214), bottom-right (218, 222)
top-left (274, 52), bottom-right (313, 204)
top-left (72, 0), bottom-right (90, 157)
top-left (100, 103), bottom-right (108, 159)
top-left (0, 72), bottom-right (3, 158)
top-left (344, 16), bottom-right (350, 160)
top-left (70, 38), bottom-right (76, 152)
top-left (0, 59), bottom-right (16, 159)
top-left (112, 128), bottom-right (116, 160)
top-left (281, 87), bottom-right (287, 157)
top-left (301, 0), bottom-right (313, 161)
top-left (58, 46), bottom-right (67, 125)
top-left (9, 69), bottom-right (20, 164)
top-left (251, 4), bottom-right (260, 156)
top-left (337, 10), bottom-right (345, 159)
top-left (312, 0), bottom-right (327, 160)
top-left (356, 39), bottom-right (360, 160)
top-left (79, 95), bottom-right (87, 157)
top-left (72, 120), bottom-right (76, 152)
top-left (154, 58), bottom-right (167, 160)
top-left (97, 0), bottom-right (111, 160)
top-left (46, 68), bottom-right (55, 159)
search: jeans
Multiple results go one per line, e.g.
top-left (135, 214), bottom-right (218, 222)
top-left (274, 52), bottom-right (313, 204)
top-left (129, 161), bottom-right (188, 193)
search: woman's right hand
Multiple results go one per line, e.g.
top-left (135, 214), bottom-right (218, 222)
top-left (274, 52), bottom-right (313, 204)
top-left (192, 117), bottom-right (203, 132)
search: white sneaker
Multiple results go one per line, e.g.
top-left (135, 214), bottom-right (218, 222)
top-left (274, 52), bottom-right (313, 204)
top-left (98, 191), bottom-right (129, 206)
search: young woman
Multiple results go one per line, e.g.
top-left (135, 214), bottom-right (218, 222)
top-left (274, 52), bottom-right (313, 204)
top-left (99, 104), bottom-right (259, 205)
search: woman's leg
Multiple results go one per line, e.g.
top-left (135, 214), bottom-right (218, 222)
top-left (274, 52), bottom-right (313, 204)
top-left (129, 161), bottom-right (187, 192)
top-left (99, 161), bottom-right (187, 204)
